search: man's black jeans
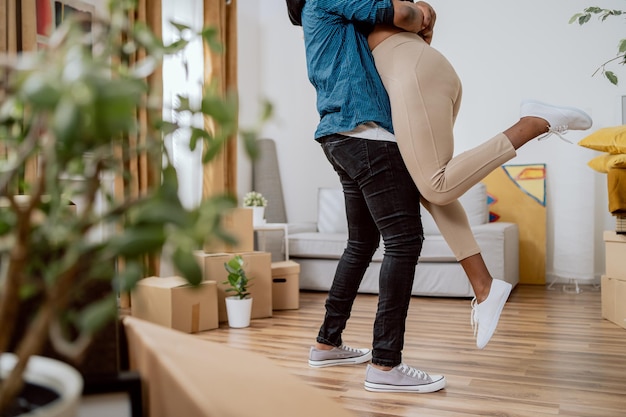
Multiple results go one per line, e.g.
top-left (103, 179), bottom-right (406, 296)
top-left (317, 134), bottom-right (423, 367)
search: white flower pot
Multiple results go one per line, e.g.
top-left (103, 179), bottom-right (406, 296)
top-left (0, 353), bottom-right (83, 417)
top-left (251, 206), bottom-right (265, 226)
top-left (225, 296), bottom-right (253, 328)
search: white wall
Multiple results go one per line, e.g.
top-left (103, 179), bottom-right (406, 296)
top-left (236, 0), bottom-right (626, 283)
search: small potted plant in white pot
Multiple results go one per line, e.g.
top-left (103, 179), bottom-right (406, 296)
top-left (243, 191), bottom-right (268, 226)
top-left (223, 255), bottom-right (254, 328)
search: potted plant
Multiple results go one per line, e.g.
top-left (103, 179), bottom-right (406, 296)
top-left (243, 191), bottom-right (268, 226)
top-left (570, 7), bottom-right (626, 85)
top-left (223, 255), bottom-right (254, 328)
top-left (0, 0), bottom-right (269, 414)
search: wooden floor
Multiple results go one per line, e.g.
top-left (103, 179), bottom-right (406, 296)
top-left (196, 284), bottom-right (626, 417)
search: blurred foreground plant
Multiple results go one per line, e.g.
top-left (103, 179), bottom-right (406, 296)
top-left (0, 0), bottom-right (270, 412)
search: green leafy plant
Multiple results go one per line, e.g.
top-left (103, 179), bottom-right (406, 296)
top-left (223, 255), bottom-right (253, 299)
top-left (570, 6), bottom-right (626, 85)
top-left (243, 191), bottom-right (267, 207)
top-left (0, 0), bottom-right (270, 412)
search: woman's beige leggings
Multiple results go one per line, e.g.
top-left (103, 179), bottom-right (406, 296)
top-left (372, 32), bottom-right (517, 261)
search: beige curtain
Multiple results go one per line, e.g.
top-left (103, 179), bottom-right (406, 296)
top-left (0, 0), bottom-right (36, 73)
top-left (203, 0), bottom-right (238, 198)
top-left (117, 0), bottom-right (163, 276)
top-left (0, 0), bottom-right (38, 191)
top-left (117, 0), bottom-right (163, 201)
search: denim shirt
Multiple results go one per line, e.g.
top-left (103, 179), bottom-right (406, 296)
top-left (301, 0), bottom-right (395, 139)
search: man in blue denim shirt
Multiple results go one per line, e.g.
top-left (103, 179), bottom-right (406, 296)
top-left (286, 0), bottom-right (446, 393)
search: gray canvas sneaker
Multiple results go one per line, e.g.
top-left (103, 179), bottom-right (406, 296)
top-left (364, 363), bottom-right (446, 393)
top-left (308, 345), bottom-right (372, 368)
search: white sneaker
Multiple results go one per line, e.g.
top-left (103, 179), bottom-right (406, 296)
top-left (520, 99), bottom-right (593, 142)
top-left (471, 279), bottom-right (513, 349)
top-left (364, 363), bottom-right (446, 393)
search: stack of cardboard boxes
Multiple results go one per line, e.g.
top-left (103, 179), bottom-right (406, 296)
top-left (131, 208), bottom-right (300, 333)
top-left (601, 231), bottom-right (626, 329)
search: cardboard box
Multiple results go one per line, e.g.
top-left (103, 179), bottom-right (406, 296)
top-left (203, 207), bottom-right (254, 253)
top-left (131, 277), bottom-right (218, 333)
top-left (604, 230), bottom-right (626, 280)
top-left (601, 275), bottom-right (626, 329)
top-left (194, 251), bottom-right (272, 322)
top-left (271, 261), bottom-right (300, 310)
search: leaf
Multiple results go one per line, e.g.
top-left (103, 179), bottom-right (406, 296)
top-left (163, 39), bottom-right (188, 54)
top-left (133, 22), bottom-right (165, 57)
top-left (585, 7), bottom-right (603, 14)
top-left (160, 165), bottom-right (182, 201)
top-left (21, 73), bottom-right (62, 109)
top-left (225, 255), bottom-right (245, 272)
top-left (156, 120), bottom-right (179, 136)
top-left (175, 95), bottom-right (194, 112)
top-left (200, 92), bottom-right (238, 126)
top-left (131, 56), bottom-right (159, 78)
top-left (113, 262), bottom-right (144, 293)
top-left (107, 226), bottom-right (167, 258)
top-left (189, 127), bottom-right (211, 151)
top-left (53, 97), bottom-right (81, 147)
top-left (260, 100), bottom-right (274, 122)
top-left (0, 96), bottom-right (21, 123)
top-left (169, 21), bottom-right (191, 33)
top-left (605, 71), bottom-right (619, 85)
top-left (201, 27), bottom-right (223, 53)
top-left (0, 210), bottom-right (16, 236)
top-left (77, 295), bottom-right (118, 335)
top-left (130, 200), bottom-right (188, 228)
top-left (569, 13), bottom-right (582, 24)
top-left (240, 130), bottom-right (260, 160)
top-left (618, 40), bottom-right (626, 54)
top-left (172, 247), bottom-right (203, 286)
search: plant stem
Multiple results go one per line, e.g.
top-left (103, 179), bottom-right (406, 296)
top-left (0, 256), bottom-right (82, 413)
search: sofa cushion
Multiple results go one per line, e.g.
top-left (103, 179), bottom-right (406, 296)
top-left (289, 232), bottom-right (457, 262)
top-left (289, 232), bottom-right (347, 259)
top-left (421, 183), bottom-right (489, 235)
top-left (317, 188), bottom-right (348, 233)
top-left (316, 184), bottom-right (489, 236)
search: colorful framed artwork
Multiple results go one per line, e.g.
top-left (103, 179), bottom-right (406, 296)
top-left (36, 0), bottom-right (95, 48)
top-left (483, 164), bottom-right (547, 285)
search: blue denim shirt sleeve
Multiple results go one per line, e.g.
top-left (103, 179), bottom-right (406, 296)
top-left (316, 0), bottom-right (394, 25)
top-left (302, 0), bottom-right (395, 139)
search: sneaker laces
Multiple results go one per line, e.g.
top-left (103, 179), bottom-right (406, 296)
top-left (470, 297), bottom-right (479, 338)
top-left (537, 124), bottom-right (573, 144)
top-left (338, 345), bottom-right (362, 354)
top-left (397, 363), bottom-right (429, 381)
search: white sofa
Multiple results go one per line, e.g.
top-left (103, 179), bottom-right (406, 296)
top-left (288, 183), bottom-right (519, 297)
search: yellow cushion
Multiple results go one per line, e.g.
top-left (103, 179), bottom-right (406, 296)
top-left (578, 126), bottom-right (626, 154)
top-left (587, 153), bottom-right (626, 173)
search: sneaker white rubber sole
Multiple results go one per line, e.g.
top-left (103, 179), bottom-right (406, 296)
top-left (364, 375), bottom-right (446, 393)
top-left (309, 357), bottom-right (371, 367)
